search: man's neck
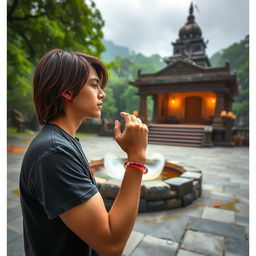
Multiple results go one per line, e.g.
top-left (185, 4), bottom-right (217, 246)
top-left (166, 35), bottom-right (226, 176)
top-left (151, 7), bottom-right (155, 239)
top-left (49, 115), bottom-right (84, 137)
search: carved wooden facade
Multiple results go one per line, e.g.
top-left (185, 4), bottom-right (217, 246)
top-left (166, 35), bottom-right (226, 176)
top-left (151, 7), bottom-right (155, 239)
top-left (130, 3), bottom-right (239, 146)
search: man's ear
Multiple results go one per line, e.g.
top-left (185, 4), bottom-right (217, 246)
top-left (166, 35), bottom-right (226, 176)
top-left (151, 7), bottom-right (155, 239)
top-left (61, 91), bottom-right (73, 101)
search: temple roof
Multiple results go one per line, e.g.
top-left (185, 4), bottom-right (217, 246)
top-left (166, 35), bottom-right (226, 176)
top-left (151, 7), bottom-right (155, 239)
top-left (130, 59), bottom-right (239, 95)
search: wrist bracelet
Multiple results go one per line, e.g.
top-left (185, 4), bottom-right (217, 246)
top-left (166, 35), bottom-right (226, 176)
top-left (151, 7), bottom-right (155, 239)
top-left (124, 161), bottom-right (148, 174)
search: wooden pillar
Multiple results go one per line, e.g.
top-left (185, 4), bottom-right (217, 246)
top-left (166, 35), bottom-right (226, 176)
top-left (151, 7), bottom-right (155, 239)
top-left (225, 95), bottom-right (232, 112)
top-left (212, 92), bottom-right (225, 145)
top-left (139, 94), bottom-right (148, 123)
top-left (152, 94), bottom-right (158, 123)
top-left (214, 92), bottom-right (225, 117)
top-left (212, 92), bottom-right (234, 146)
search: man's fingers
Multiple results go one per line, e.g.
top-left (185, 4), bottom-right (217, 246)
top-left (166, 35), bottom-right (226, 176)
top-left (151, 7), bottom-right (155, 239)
top-left (131, 115), bottom-right (137, 123)
top-left (143, 123), bottom-right (148, 131)
top-left (136, 117), bottom-right (142, 124)
top-left (120, 112), bottom-right (132, 124)
top-left (114, 120), bottom-right (121, 139)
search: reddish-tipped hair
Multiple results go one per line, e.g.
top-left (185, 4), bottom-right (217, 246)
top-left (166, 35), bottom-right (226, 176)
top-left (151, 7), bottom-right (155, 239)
top-left (33, 49), bottom-right (108, 125)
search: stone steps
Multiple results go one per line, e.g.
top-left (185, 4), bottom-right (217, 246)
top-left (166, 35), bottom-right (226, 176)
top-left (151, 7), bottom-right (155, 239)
top-left (148, 124), bottom-right (206, 147)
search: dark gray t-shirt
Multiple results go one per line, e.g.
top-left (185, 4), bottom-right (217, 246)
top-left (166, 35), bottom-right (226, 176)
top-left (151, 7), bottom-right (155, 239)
top-left (19, 123), bottom-right (99, 256)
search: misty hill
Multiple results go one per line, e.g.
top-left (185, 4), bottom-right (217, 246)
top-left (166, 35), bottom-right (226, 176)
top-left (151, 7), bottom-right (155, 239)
top-left (102, 39), bottom-right (165, 71)
top-left (102, 39), bottom-right (131, 62)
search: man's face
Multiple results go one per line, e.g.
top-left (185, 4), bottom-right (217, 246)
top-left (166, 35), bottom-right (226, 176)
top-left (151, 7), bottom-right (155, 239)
top-left (68, 67), bottom-right (106, 120)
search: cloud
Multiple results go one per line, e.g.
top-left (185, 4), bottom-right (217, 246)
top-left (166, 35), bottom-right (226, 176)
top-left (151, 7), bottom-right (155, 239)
top-left (94, 0), bottom-right (249, 57)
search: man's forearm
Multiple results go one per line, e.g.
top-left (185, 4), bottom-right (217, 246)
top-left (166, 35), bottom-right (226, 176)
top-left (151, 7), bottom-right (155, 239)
top-left (108, 165), bottom-right (143, 253)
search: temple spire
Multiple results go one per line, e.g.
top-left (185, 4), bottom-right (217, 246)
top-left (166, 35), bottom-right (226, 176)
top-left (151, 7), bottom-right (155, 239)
top-left (189, 2), bottom-right (194, 15)
top-left (165, 2), bottom-right (210, 67)
top-left (187, 2), bottom-right (195, 24)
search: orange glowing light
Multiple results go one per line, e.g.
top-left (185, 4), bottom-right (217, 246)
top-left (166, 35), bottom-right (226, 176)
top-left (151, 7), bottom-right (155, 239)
top-left (210, 98), bottom-right (216, 104)
top-left (171, 99), bottom-right (176, 104)
top-left (133, 110), bottom-right (139, 116)
top-left (220, 110), bottom-right (227, 117)
top-left (227, 112), bottom-right (236, 119)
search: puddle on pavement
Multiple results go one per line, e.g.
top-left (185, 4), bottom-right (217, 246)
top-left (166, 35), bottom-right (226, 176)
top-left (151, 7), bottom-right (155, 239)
top-left (11, 188), bottom-right (21, 196)
top-left (186, 202), bottom-right (205, 209)
top-left (221, 198), bottom-right (240, 212)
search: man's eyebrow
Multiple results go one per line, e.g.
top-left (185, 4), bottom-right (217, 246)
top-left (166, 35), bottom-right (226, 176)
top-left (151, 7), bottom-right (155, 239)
top-left (89, 78), bottom-right (100, 83)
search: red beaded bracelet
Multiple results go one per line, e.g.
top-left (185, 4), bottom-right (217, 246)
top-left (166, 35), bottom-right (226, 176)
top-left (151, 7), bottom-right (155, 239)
top-left (124, 161), bottom-right (148, 174)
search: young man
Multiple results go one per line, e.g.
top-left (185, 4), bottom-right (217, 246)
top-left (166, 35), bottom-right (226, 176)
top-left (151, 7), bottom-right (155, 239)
top-left (19, 49), bottom-right (148, 256)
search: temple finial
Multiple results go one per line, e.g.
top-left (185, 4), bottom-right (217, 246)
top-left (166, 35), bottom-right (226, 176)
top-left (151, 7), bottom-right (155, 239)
top-left (189, 2), bottom-right (194, 15)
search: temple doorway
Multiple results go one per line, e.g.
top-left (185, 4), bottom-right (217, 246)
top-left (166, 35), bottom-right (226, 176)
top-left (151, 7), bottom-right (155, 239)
top-left (185, 96), bottom-right (202, 123)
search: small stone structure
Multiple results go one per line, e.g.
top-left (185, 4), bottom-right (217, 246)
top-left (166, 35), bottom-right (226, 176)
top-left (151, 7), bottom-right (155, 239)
top-left (91, 160), bottom-right (203, 212)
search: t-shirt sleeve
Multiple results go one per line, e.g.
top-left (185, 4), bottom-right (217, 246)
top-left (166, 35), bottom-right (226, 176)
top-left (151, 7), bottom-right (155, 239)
top-left (31, 152), bottom-right (98, 219)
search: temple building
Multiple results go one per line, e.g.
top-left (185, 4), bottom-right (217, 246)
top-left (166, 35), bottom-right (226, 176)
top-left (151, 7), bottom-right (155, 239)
top-left (130, 3), bottom-right (239, 147)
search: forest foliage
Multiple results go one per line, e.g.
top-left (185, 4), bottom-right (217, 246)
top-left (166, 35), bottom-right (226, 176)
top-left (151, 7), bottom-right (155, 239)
top-left (7, 0), bottom-right (105, 121)
top-left (210, 35), bottom-right (249, 127)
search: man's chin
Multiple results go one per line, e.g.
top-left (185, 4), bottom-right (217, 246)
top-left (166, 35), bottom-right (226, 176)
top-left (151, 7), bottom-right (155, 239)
top-left (86, 112), bottom-right (101, 119)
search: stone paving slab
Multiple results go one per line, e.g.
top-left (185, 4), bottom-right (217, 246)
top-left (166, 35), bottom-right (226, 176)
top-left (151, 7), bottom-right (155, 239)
top-left (123, 231), bottom-right (145, 256)
top-left (187, 216), bottom-right (246, 241)
top-left (130, 234), bottom-right (178, 256)
top-left (201, 206), bottom-right (235, 223)
top-left (7, 229), bottom-right (21, 243)
top-left (202, 184), bottom-right (224, 192)
top-left (209, 191), bottom-right (236, 200)
top-left (7, 235), bottom-right (25, 256)
top-left (177, 249), bottom-right (206, 256)
top-left (8, 216), bottom-right (23, 234)
top-left (7, 199), bottom-right (21, 210)
top-left (235, 214), bottom-right (249, 228)
top-left (181, 230), bottom-right (224, 256)
top-left (224, 238), bottom-right (249, 256)
top-left (7, 205), bottom-right (22, 222)
top-left (134, 213), bottom-right (190, 243)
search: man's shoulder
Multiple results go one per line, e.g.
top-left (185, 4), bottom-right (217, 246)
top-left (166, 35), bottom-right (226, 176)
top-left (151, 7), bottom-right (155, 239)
top-left (24, 124), bottom-right (78, 165)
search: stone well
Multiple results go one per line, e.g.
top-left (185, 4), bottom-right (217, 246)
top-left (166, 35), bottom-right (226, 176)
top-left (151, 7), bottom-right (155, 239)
top-left (90, 159), bottom-right (203, 212)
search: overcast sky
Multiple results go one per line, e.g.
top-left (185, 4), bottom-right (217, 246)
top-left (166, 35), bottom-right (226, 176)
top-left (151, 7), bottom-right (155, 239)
top-left (94, 0), bottom-right (249, 57)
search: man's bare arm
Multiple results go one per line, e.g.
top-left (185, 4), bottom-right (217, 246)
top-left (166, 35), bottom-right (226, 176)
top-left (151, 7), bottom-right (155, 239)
top-left (60, 112), bottom-right (148, 256)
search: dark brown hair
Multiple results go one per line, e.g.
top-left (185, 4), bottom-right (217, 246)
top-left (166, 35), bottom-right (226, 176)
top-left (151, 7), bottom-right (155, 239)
top-left (33, 49), bottom-right (108, 125)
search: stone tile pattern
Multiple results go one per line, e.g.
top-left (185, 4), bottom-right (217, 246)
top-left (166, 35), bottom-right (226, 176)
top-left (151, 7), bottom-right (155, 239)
top-left (181, 230), bottom-right (225, 256)
top-left (130, 234), bottom-right (178, 256)
top-left (123, 231), bottom-right (144, 256)
top-left (98, 162), bottom-right (203, 212)
top-left (177, 249), bottom-right (205, 256)
top-left (187, 216), bottom-right (249, 256)
top-left (202, 206), bottom-right (235, 223)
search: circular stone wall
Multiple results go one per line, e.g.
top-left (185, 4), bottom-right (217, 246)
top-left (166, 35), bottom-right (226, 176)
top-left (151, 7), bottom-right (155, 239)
top-left (90, 159), bottom-right (202, 212)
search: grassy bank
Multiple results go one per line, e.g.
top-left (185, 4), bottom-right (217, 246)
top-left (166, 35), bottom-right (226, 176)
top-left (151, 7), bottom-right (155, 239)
top-left (7, 127), bottom-right (97, 138)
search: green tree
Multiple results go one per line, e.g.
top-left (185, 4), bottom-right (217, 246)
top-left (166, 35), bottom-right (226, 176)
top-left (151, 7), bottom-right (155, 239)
top-left (210, 35), bottom-right (249, 127)
top-left (7, 0), bottom-right (105, 120)
top-left (101, 86), bottom-right (117, 118)
top-left (107, 53), bottom-right (164, 119)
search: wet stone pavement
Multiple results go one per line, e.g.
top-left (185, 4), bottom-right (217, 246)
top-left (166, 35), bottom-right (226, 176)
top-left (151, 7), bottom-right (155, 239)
top-left (7, 135), bottom-right (249, 256)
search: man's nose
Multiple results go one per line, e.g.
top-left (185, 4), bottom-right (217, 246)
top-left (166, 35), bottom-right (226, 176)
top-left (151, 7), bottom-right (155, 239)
top-left (99, 88), bottom-right (106, 99)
